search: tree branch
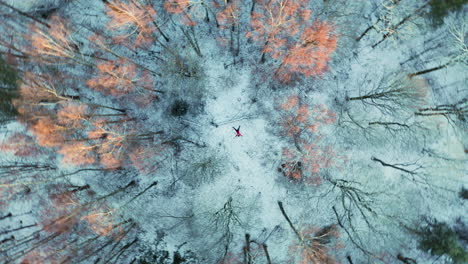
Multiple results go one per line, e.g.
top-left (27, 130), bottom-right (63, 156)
top-left (371, 157), bottom-right (417, 175)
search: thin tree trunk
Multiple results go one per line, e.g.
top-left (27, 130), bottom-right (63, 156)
top-left (0, 212), bottom-right (12, 220)
top-left (400, 43), bottom-right (443, 66)
top-left (152, 22), bottom-right (170, 42)
top-left (119, 182), bottom-right (158, 210)
top-left (87, 103), bottom-right (127, 113)
top-left (372, 2), bottom-right (429, 48)
top-left (0, 0), bottom-right (50, 28)
top-left (0, 51), bottom-right (28, 60)
top-left (260, 41), bottom-right (269, 64)
top-left (262, 244), bottom-right (272, 264)
top-left (113, 238), bottom-right (138, 263)
top-left (101, 222), bottom-right (136, 264)
top-left (8, 233), bottom-right (60, 262)
top-left (0, 223), bottom-right (37, 236)
top-left (277, 201), bottom-right (302, 240)
top-left (409, 61), bottom-right (451, 77)
top-left (181, 27), bottom-right (202, 57)
top-left (356, 19), bottom-right (380, 41)
top-left (68, 184), bottom-right (90, 193)
top-left (397, 253), bottom-right (417, 264)
top-left (236, 24), bottom-right (241, 57)
top-left (88, 113), bottom-right (127, 118)
top-left (346, 91), bottom-right (387, 101)
top-left (230, 24), bottom-right (235, 55)
top-left (75, 235), bottom-right (113, 263)
top-left (0, 168), bottom-right (121, 188)
top-left (0, 236), bottom-right (15, 245)
top-left (356, 0), bottom-right (404, 41)
top-left (244, 234), bottom-right (252, 264)
top-left (371, 157), bottom-right (416, 175)
top-left (251, 0), bottom-right (256, 15)
top-left (368, 121), bottom-right (409, 128)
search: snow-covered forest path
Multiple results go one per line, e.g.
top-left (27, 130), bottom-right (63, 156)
top-left (197, 64), bottom-right (288, 233)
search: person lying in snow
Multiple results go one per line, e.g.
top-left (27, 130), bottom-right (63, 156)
top-left (233, 126), bottom-right (242, 137)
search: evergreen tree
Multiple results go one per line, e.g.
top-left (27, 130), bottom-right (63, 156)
top-left (418, 218), bottom-right (468, 264)
top-left (0, 55), bottom-right (19, 123)
top-left (459, 187), bottom-right (468, 200)
top-left (428, 0), bottom-right (467, 27)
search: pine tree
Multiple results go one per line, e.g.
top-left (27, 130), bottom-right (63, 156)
top-left (0, 55), bottom-right (19, 123)
top-left (428, 0), bottom-right (467, 27)
top-left (418, 218), bottom-right (468, 264)
top-left (459, 187), bottom-right (468, 200)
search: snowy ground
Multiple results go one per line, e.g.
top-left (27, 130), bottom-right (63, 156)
top-left (0, 0), bottom-right (466, 263)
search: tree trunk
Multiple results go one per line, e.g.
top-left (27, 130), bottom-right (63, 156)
top-left (409, 61), bottom-right (451, 77)
top-left (251, 0), bottom-right (256, 15)
top-left (397, 253), bottom-right (417, 264)
top-left (0, 0), bottom-right (50, 28)
top-left (277, 201), bottom-right (302, 240)
top-left (356, 20), bottom-right (379, 41)
top-left (262, 244), bottom-right (272, 264)
top-left (372, 2), bottom-right (429, 48)
top-left (346, 91), bottom-right (387, 101)
top-left (244, 234), bottom-right (252, 264)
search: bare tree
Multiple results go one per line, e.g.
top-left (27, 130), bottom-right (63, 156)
top-left (410, 18), bottom-right (468, 77)
top-left (346, 73), bottom-right (428, 115)
top-left (211, 196), bottom-right (243, 261)
top-left (416, 98), bottom-right (468, 128)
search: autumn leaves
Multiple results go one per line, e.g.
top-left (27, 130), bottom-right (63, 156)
top-left (165, 0), bottom-right (338, 81)
top-left (278, 95), bottom-right (343, 185)
top-left (106, 0), bottom-right (159, 47)
top-left (5, 0), bottom-right (338, 171)
top-left (0, 0), bottom-right (341, 185)
top-left (0, 0), bottom-right (343, 262)
top-left (247, 0), bottom-right (337, 82)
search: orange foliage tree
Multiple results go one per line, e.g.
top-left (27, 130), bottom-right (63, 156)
top-left (278, 201), bottom-right (342, 264)
top-left (12, 72), bottom-right (73, 124)
top-left (20, 246), bottom-right (70, 264)
top-left (247, 0), bottom-right (337, 82)
top-left (28, 16), bottom-right (80, 64)
top-left (24, 102), bottom-right (86, 149)
top-left (129, 144), bottom-right (170, 175)
top-left (215, 0), bottom-right (241, 29)
top-left (57, 142), bottom-right (96, 166)
top-left (105, 0), bottom-right (160, 47)
top-left (17, 72), bottom-right (70, 103)
top-left (81, 204), bottom-right (118, 236)
top-left (276, 21), bottom-right (337, 82)
top-left (287, 225), bottom-right (341, 264)
top-left (247, 0), bottom-right (311, 59)
top-left (86, 58), bottom-right (155, 96)
top-left (41, 190), bottom-right (84, 234)
top-left (277, 95), bottom-right (342, 185)
top-left (213, 0), bottom-right (242, 55)
top-left (13, 86), bottom-right (163, 170)
top-left (11, 69), bottom-right (150, 165)
top-left (27, 102), bottom-right (90, 149)
top-left (40, 182), bottom-right (134, 236)
top-left (30, 117), bottom-right (68, 147)
top-left (27, 107), bottom-right (164, 169)
top-left (164, 0), bottom-right (206, 26)
top-left (17, 183), bottom-right (138, 264)
top-left (81, 118), bottom-right (164, 169)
